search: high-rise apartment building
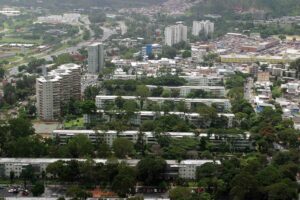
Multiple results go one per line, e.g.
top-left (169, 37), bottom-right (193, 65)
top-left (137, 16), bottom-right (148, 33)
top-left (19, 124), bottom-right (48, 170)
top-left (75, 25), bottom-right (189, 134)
top-left (88, 43), bottom-right (104, 74)
top-left (164, 22), bottom-right (188, 46)
top-left (192, 20), bottom-right (214, 37)
top-left (36, 63), bottom-right (81, 121)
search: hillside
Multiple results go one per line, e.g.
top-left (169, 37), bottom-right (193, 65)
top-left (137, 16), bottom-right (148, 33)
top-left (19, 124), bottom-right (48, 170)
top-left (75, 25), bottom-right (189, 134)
top-left (194, 0), bottom-right (300, 17)
top-left (0, 0), bottom-right (166, 10)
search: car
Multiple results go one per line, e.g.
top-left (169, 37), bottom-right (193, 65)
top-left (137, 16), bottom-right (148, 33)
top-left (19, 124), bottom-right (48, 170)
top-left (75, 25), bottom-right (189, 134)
top-left (8, 188), bottom-right (18, 193)
top-left (22, 190), bottom-right (29, 196)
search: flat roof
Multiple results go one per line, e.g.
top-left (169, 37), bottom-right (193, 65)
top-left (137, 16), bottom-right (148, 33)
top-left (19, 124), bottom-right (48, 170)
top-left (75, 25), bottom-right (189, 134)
top-left (0, 158), bottom-right (220, 166)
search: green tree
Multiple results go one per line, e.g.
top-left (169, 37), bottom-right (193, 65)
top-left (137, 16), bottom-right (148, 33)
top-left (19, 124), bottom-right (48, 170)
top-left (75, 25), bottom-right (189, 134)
top-left (66, 185), bottom-right (91, 198)
top-left (8, 117), bottom-right (35, 138)
top-left (136, 85), bottom-right (150, 109)
top-left (113, 138), bottom-right (135, 158)
top-left (196, 162), bottom-right (219, 180)
top-left (266, 179), bottom-right (298, 200)
top-left (230, 171), bottom-right (262, 200)
top-left (20, 165), bottom-right (36, 188)
top-left (255, 165), bottom-right (282, 186)
top-left (0, 67), bottom-right (5, 79)
top-left (115, 96), bottom-right (126, 109)
top-left (66, 135), bottom-right (94, 158)
top-left (182, 50), bottom-right (191, 58)
top-left (137, 156), bottom-right (166, 185)
top-left (31, 182), bottom-right (45, 197)
top-left (3, 83), bottom-right (17, 105)
top-left (151, 86), bottom-right (164, 97)
top-left (169, 187), bottom-right (192, 200)
top-left (112, 164), bottom-right (136, 197)
top-left (80, 100), bottom-right (96, 114)
top-left (84, 86), bottom-right (100, 100)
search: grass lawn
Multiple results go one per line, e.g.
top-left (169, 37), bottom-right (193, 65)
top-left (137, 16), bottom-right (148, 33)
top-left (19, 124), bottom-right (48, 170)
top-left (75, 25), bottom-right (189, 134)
top-left (0, 37), bottom-right (42, 44)
top-left (64, 117), bottom-right (84, 128)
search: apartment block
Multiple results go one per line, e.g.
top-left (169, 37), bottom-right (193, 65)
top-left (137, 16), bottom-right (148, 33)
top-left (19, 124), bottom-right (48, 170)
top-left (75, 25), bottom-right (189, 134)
top-left (85, 111), bottom-right (234, 128)
top-left (192, 20), bottom-right (214, 37)
top-left (146, 85), bottom-right (226, 98)
top-left (0, 158), bottom-right (219, 180)
top-left (165, 22), bottom-right (188, 46)
top-left (88, 43), bottom-right (104, 74)
top-left (52, 129), bottom-right (253, 153)
top-left (36, 64), bottom-right (81, 121)
top-left (180, 75), bottom-right (223, 86)
top-left (95, 96), bottom-right (232, 111)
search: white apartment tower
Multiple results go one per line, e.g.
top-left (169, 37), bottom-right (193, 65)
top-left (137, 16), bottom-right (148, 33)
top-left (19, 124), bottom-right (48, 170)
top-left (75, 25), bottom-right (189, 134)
top-left (192, 20), bottom-right (214, 37)
top-left (36, 63), bottom-right (81, 121)
top-left (88, 43), bottom-right (104, 74)
top-left (164, 22), bottom-right (188, 46)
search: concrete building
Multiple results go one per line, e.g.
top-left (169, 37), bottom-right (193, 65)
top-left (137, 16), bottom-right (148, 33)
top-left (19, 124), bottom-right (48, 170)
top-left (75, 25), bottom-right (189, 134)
top-left (164, 22), bottom-right (188, 46)
top-left (88, 43), bottom-right (104, 74)
top-left (53, 129), bottom-right (253, 154)
top-left (257, 71), bottom-right (270, 82)
top-left (220, 54), bottom-right (300, 64)
top-left (52, 130), bottom-right (196, 147)
top-left (192, 20), bottom-right (214, 37)
top-left (95, 96), bottom-right (232, 111)
top-left (85, 111), bottom-right (235, 128)
top-left (179, 160), bottom-right (220, 179)
top-left (142, 44), bottom-right (162, 57)
top-left (180, 75), bottom-right (223, 86)
top-left (36, 64), bottom-right (81, 121)
top-left (0, 158), bottom-right (218, 180)
top-left (145, 85), bottom-right (226, 98)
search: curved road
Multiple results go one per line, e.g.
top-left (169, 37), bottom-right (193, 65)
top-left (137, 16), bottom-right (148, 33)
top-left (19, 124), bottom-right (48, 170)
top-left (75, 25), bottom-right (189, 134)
top-left (9, 23), bottom-right (116, 76)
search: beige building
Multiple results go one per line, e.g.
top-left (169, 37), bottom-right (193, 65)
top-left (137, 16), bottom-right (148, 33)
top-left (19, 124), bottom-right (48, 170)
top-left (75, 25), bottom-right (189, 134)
top-left (257, 71), bottom-right (270, 82)
top-left (36, 63), bottom-right (81, 121)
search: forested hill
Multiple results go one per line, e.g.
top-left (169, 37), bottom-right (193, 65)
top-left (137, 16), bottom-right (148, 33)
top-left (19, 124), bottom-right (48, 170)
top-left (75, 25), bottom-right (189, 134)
top-left (0, 0), bottom-right (166, 10)
top-left (195, 0), bottom-right (300, 17)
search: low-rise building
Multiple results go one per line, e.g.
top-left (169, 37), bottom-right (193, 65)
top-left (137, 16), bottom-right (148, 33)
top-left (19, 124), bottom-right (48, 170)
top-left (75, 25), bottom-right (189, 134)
top-left (180, 75), bottom-right (223, 86)
top-left (95, 96), bottom-right (232, 111)
top-left (0, 158), bottom-right (219, 180)
top-left (179, 160), bottom-right (220, 179)
top-left (52, 130), bottom-right (253, 152)
top-left (84, 111), bottom-right (235, 128)
top-left (146, 85), bottom-right (226, 97)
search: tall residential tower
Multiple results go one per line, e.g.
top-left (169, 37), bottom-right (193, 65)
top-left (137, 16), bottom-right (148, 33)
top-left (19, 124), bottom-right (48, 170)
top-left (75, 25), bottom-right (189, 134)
top-left (164, 22), bottom-right (188, 46)
top-left (88, 43), bottom-right (104, 74)
top-left (36, 63), bottom-right (81, 121)
top-left (192, 20), bottom-right (214, 37)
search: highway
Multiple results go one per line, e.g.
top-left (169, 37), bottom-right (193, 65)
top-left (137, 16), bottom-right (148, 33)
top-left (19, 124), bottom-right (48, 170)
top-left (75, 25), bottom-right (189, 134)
top-left (9, 24), bottom-right (116, 76)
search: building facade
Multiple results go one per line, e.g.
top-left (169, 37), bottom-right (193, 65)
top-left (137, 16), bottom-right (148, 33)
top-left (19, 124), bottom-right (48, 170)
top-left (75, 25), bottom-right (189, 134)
top-left (95, 96), bottom-right (232, 111)
top-left (0, 158), bottom-right (219, 180)
top-left (88, 43), bottom-right (104, 74)
top-left (36, 64), bottom-right (81, 121)
top-left (164, 22), bottom-right (188, 46)
top-left (192, 20), bottom-right (214, 37)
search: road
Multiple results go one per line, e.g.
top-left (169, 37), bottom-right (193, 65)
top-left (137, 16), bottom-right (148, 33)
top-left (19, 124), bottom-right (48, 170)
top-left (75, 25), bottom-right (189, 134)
top-left (8, 24), bottom-right (116, 76)
top-left (118, 21), bottom-right (128, 35)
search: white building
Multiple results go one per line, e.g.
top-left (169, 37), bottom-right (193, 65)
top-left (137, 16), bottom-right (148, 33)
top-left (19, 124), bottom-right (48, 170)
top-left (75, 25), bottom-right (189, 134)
top-left (37, 13), bottom-right (81, 25)
top-left (192, 20), bottom-right (214, 37)
top-left (90, 110), bottom-right (234, 128)
top-left (0, 158), bottom-right (219, 180)
top-left (36, 64), bottom-right (81, 121)
top-left (88, 43), bottom-right (104, 74)
top-left (52, 130), bottom-right (196, 147)
top-left (180, 75), bottom-right (223, 86)
top-left (145, 85), bottom-right (226, 97)
top-left (95, 95), bottom-right (232, 111)
top-left (164, 22), bottom-right (188, 46)
top-left (179, 160), bottom-right (220, 179)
